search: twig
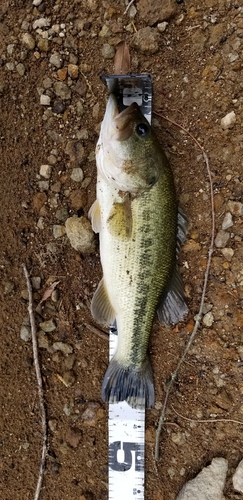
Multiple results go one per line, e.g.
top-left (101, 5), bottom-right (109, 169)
top-left (85, 323), bottom-right (109, 341)
top-left (154, 112), bottom-right (215, 460)
top-left (124, 0), bottom-right (136, 15)
top-left (22, 264), bottom-right (47, 500)
top-left (172, 405), bottom-right (243, 426)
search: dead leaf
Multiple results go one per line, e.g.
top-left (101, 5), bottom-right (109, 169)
top-left (114, 41), bottom-right (131, 75)
top-left (38, 281), bottom-right (60, 306)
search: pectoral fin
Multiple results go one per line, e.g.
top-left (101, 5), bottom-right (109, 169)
top-left (91, 278), bottom-right (116, 326)
top-left (107, 195), bottom-right (132, 238)
top-left (88, 200), bottom-right (101, 233)
top-left (157, 266), bottom-right (188, 327)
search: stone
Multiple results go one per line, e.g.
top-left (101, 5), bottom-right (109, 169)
top-left (130, 27), bottom-right (160, 54)
top-left (53, 225), bottom-right (66, 239)
top-left (220, 111), bottom-right (236, 130)
top-left (22, 33), bottom-right (35, 50)
top-left (33, 18), bottom-right (50, 29)
top-left (49, 52), bottom-right (63, 69)
top-left (52, 342), bottom-right (73, 355)
top-left (62, 370), bottom-right (76, 386)
top-left (20, 326), bottom-right (31, 342)
top-left (53, 82), bottom-right (71, 100)
top-left (233, 459), bottom-right (243, 493)
top-left (37, 39), bottom-right (49, 52)
top-left (65, 216), bottom-right (95, 254)
top-left (71, 168), bottom-right (84, 182)
top-left (67, 64), bottom-right (78, 79)
top-left (52, 101), bottom-right (65, 114)
top-left (65, 140), bottom-right (85, 165)
top-left (16, 63), bottom-right (25, 76)
top-left (157, 22), bottom-right (168, 32)
top-left (214, 230), bottom-right (230, 248)
top-left (33, 192), bottom-right (47, 210)
top-left (221, 212), bottom-right (233, 230)
top-left (31, 277), bottom-right (41, 290)
top-left (57, 68), bottom-right (68, 81)
top-left (55, 207), bottom-right (69, 222)
top-left (202, 311), bottom-right (214, 327)
top-left (37, 330), bottom-right (50, 349)
top-left (227, 200), bottom-right (243, 216)
top-left (40, 164), bottom-right (52, 179)
top-left (221, 248), bottom-right (234, 261)
top-left (176, 457), bottom-right (228, 500)
top-left (80, 402), bottom-right (102, 426)
top-left (137, 0), bottom-right (176, 25)
top-left (101, 43), bottom-right (115, 59)
top-left (39, 319), bottom-right (56, 332)
top-left (40, 94), bottom-right (51, 106)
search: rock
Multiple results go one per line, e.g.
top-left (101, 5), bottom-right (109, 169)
top-left (221, 212), bottom-right (233, 230)
top-left (214, 230), bottom-right (230, 248)
top-left (4, 281), bottom-right (14, 294)
top-left (53, 225), bottom-right (66, 239)
top-left (202, 311), bottom-right (214, 327)
top-left (101, 43), bottom-right (115, 59)
top-left (65, 140), bottom-right (85, 165)
top-left (99, 25), bottom-right (111, 37)
top-left (233, 459), bottom-right (243, 493)
top-left (39, 319), bottom-right (56, 332)
top-left (227, 200), bottom-right (243, 216)
top-left (220, 111), bottom-right (236, 130)
top-left (81, 402), bottom-right (102, 426)
top-left (40, 164), bottom-right (52, 179)
top-left (20, 326), bottom-right (31, 341)
top-left (69, 190), bottom-right (88, 210)
top-left (33, 0), bottom-right (43, 5)
top-left (68, 64), bottom-right (78, 79)
top-left (40, 94), bottom-right (51, 106)
top-left (221, 247), bottom-right (234, 261)
top-left (22, 33), bottom-right (35, 50)
top-left (37, 39), bottom-right (49, 52)
top-left (64, 353), bottom-right (76, 370)
top-left (52, 101), bottom-right (65, 114)
top-left (176, 457), bottom-right (228, 500)
top-left (6, 63), bottom-right (15, 71)
top-left (52, 342), bottom-right (73, 355)
top-left (53, 82), bottom-right (71, 100)
top-left (65, 216), bottom-right (96, 254)
top-left (33, 18), bottom-right (50, 29)
top-left (215, 389), bottom-right (232, 411)
top-left (16, 63), bottom-right (25, 76)
top-left (71, 168), bottom-right (84, 182)
top-left (157, 22), bottom-right (168, 32)
top-left (130, 27), bottom-right (160, 54)
top-left (55, 207), bottom-right (69, 222)
top-left (137, 0), bottom-right (176, 25)
top-left (38, 180), bottom-right (49, 191)
top-left (31, 277), bottom-right (41, 290)
top-left (57, 68), bottom-right (68, 81)
top-left (37, 330), bottom-right (50, 349)
top-left (49, 52), bottom-right (63, 69)
top-left (65, 427), bottom-right (82, 448)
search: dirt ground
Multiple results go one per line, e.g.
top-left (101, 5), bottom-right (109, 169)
top-left (1, 0), bottom-right (243, 499)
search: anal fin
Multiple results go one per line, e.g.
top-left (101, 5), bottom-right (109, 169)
top-left (157, 266), bottom-right (188, 327)
top-left (91, 278), bottom-right (116, 326)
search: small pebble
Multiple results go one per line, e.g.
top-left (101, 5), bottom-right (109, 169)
top-left (62, 370), bottom-right (76, 386)
top-left (101, 43), bottom-right (115, 59)
top-left (54, 81), bottom-right (71, 100)
top-left (65, 216), bottom-right (95, 254)
top-left (203, 311), bottom-right (214, 327)
top-left (65, 427), bottom-right (82, 448)
top-left (227, 200), bottom-right (243, 216)
top-left (157, 22), bottom-right (168, 32)
top-left (220, 111), bottom-right (236, 130)
top-left (31, 276), bottom-right (41, 290)
top-left (81, 402), bottom-right (101, 426)
top-left (71, 168), bottom-right (84, 182)
top-left (64, 354), bottom-right (76, 370)
top-left (33, 0), bottom-right (43, 5)
top-left (38, 180), bottom-right (49, 191)
top-left (55, 207), bottom-right (69, 222)
top-left (233, 459), bottom-right (243, 493)
top-left (20, 326), bottom-right (31, 342)
top-left (37, 330), bottom-right (50, 349)
top-left (52, 101), bottom-right (65, 114)
top-left (22, 33), bottom-right (35, 50)
top-left (53, 225), bottom-right (66, 239)
top-left (52, 342), bottom-right (73, 355)
top-left (16, 63), bottom-right (25, 76)
top-left (40, 164), bottom-right (52, 179)
top-left (221, 247), bottom-right (234, 261)
top-left (48, 419), bottom-right (57, 432)
top-left (49, 52), bottom-right (63, 69)
top-left (39, 318), bottom-right (56, 332)
top-left (40, 94), bottom-right (51, 106)
top-left (33, 18), bottom-right (50, 30)
top-left (221, 212), bottom-right (233, 230)
top-left (68, 64), bottom-right (79, 79)
top-left (51, 289), bottom-right (60, 302)
top-left (214, 230), bottom-right (230, 248)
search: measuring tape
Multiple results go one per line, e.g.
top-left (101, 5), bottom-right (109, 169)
top-left (100, 74), bottom-right (153, 500)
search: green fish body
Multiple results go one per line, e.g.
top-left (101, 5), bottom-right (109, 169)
top-left (89, 95), bottom-right (188, 408)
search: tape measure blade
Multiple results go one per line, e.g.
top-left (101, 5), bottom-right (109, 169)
top-left (109, 332), bottom-right (145, 500)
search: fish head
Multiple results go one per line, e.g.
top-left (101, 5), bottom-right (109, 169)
top-left (96, 94), bottom-right (162, 194)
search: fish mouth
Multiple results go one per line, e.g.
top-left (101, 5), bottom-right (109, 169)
top-left (113, 102), bottom-right (140, 141)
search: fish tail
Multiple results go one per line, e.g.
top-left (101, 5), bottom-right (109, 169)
top-left (101, 356), bottom-right (154, 409)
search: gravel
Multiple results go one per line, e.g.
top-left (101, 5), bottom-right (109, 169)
top-left (176, 458), bottom-right (228, 500)
top-left (65, 216), bottom-right (95, 254)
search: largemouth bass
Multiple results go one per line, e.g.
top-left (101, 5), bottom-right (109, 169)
top-left (89, 94), bottom-right (188, 408)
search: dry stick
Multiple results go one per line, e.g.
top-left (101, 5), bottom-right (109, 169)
top-left (154, 112), bottom-right (215, 461)
top-left (124, 0), bottom-right (136, 15)
top-left (22, 264), bottom-right (47, 500)
top-left (171, 405), bottom-right (243, 426)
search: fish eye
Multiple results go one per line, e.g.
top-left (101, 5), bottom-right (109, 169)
top-left (136, 123), bottom-right (149, 137)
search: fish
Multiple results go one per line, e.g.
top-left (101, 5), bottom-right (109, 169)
top-left (89, 94), bottom-right (188, 409)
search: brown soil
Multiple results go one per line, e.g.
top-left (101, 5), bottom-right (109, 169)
top-left (1, 1), bottom-right (243, 499)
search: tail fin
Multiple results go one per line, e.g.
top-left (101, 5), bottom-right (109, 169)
top-left (101, 357), bottom-right (154, 409)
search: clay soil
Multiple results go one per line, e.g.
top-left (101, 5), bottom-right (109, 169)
top-left (1, 1), bottom-right (243, 499)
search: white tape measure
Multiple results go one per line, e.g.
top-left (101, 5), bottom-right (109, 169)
top-left (108, 332), bottom-right (145, 500)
